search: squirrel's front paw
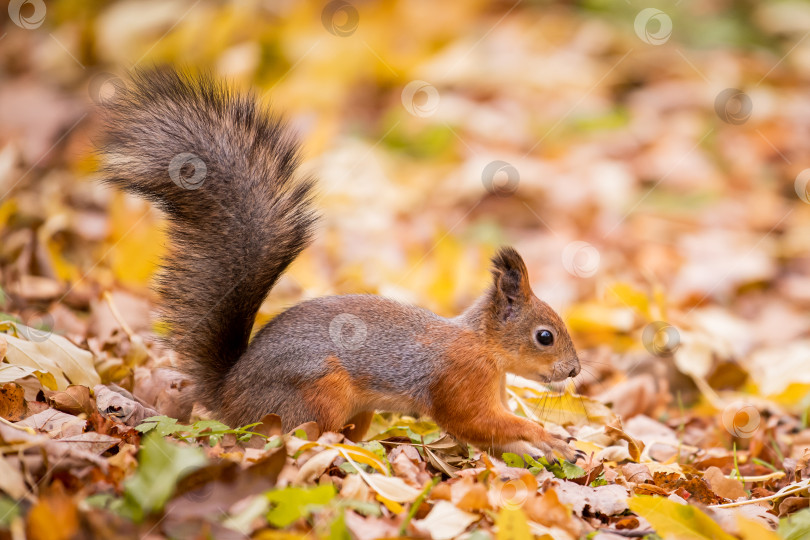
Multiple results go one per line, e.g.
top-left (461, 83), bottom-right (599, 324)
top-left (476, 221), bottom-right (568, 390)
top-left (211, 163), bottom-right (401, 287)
top-left (531, 433), bottom-right (577, 463)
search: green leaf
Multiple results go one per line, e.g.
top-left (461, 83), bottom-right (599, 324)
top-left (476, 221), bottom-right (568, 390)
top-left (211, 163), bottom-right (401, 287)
top-left (503, 453), bottom-right (525, 468)
top-left (561, 460), bottom-right (586, 479)
top-left (336, 498), bottom-right (381, 517)
top-left (265, 484), bottom-right (337, 528)
top-left (525, 454), bottom-right (585, 479)
top-left (628, 495), bottom-right (736, 540)
top-left (329, 511), bottom-right (351, 540)
top-left (134, 415), bottom-right (188, 436)
top-left (780, 507), bottom-right (810, 540)
top-left (0, 496), bottom-right (20, 527)
top-left (122, 433), bottom-right (207, 522)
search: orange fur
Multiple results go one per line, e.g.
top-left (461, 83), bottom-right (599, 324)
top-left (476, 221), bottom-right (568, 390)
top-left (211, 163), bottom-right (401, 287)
top-left (303, 357), bottom-right (355, 432)
top-left (427, 333), bottom-right (565, 457)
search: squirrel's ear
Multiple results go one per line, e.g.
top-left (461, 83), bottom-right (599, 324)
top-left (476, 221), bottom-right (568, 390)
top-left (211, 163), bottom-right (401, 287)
top-left (490, 247), bottom-right (531, 319)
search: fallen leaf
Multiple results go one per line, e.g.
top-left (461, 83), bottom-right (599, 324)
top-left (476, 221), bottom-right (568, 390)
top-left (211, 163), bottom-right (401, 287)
top-left (0, 454), bottom-right (28, 499)
top-left (412, 500), bottom-right (479, 540)
top-left (628, 495), bottom-right (736, 540)
top-left (495, 507), bottom-right (533, 540)
top-left (1, 322), bottom-right (99, 390)
top-left (704, 467), bottom-right (746, 501)
top-left (552, 481), bottom-right (629, 516)
top-left (0, 382), bottom-right (27, 421)
top-left (43, 385), bottom-right (94, 416)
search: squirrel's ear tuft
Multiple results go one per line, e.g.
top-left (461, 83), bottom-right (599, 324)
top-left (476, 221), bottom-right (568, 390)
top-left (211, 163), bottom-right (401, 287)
top-left (490, 247), bottom-right (531, 317)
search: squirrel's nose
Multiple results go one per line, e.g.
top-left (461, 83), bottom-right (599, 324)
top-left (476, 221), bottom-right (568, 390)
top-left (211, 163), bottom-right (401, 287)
top-left (568, 365), bottom-right (580, 378)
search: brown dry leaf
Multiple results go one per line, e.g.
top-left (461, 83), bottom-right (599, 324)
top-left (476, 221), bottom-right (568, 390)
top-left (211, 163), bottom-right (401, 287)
top-left (523, 488), bottom-right (581, 538)
top-left (25, 484), bottom-right (79, 540)
top-left (634, 483), bottom-right (672, 496)
top-left (132, 367), bottom-right (192, 422)
top-left (391, 450), bottom-right (425, 488)
top-left (0, 382), bottom-right (27, 421)
top-left (679, 477), bottom-right (723, 505)
top-left (17, 408), bottom-right (84, 433)
top-left (704, 467), bottom-right (746, 501)
top-left (94, 384), bottom-right (159, 426)
top-left (53, 432), bottom-right (119, 455)
top-left (778, 496), bottom-right (810, 517)
top-left (42, 385), bottom-right (95, 416)
top-left (605, 419), bottom-right (645, 462)
top-left (621, 463), bottom-right (653, 484)
top-left (344, 510), bottom-right (400, 540)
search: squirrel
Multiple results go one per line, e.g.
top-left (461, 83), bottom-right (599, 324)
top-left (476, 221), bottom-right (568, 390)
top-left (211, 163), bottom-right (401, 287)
top-left (98, 69), bottom-right (582, 461)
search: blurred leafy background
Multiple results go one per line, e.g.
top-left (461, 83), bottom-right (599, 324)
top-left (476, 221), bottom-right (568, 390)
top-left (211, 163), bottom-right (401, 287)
top-left (3, 0), bottom-right (810, 537)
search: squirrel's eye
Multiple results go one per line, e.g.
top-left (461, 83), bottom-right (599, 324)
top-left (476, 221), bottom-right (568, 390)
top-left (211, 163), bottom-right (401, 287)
top-left (535, 329), bottom-right (554, 346)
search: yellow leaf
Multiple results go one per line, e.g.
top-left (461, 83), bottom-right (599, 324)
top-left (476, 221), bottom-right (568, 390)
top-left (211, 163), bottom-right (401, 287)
top-left (329, 443), bottom-right (388, 474)
top-left (34, 371), bottom-right (58, 391)
top-left (108, 194), bottom-right (165, 286)
top-left (496, 507), bottom-right (533, 540)
top-left (736, 515), bottom-right (780, 540)
top-left (608, 282), bottom-right (651, 319)
top-left (376, 494), bottom-right (404, 514)
top-left (628, 495), bottom-right (736, 540)
top-left (513, 388), bottom-right (616, 427)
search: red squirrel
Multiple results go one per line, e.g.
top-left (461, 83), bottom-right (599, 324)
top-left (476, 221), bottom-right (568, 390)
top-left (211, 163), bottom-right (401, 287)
top-left (98, 69), bottom-right (582, 461)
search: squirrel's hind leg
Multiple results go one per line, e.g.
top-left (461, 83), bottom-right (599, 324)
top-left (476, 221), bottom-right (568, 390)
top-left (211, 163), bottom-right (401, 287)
top-left (341, 411), bottom-right (374, 442)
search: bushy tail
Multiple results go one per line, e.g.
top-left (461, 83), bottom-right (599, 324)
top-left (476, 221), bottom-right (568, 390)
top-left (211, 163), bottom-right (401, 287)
top-left (98, 69), bottom-right (317, 407)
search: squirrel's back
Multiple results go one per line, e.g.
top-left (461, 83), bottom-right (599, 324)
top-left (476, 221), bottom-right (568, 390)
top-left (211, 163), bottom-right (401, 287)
top-left (98, 69), bottom-right (318, 409)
